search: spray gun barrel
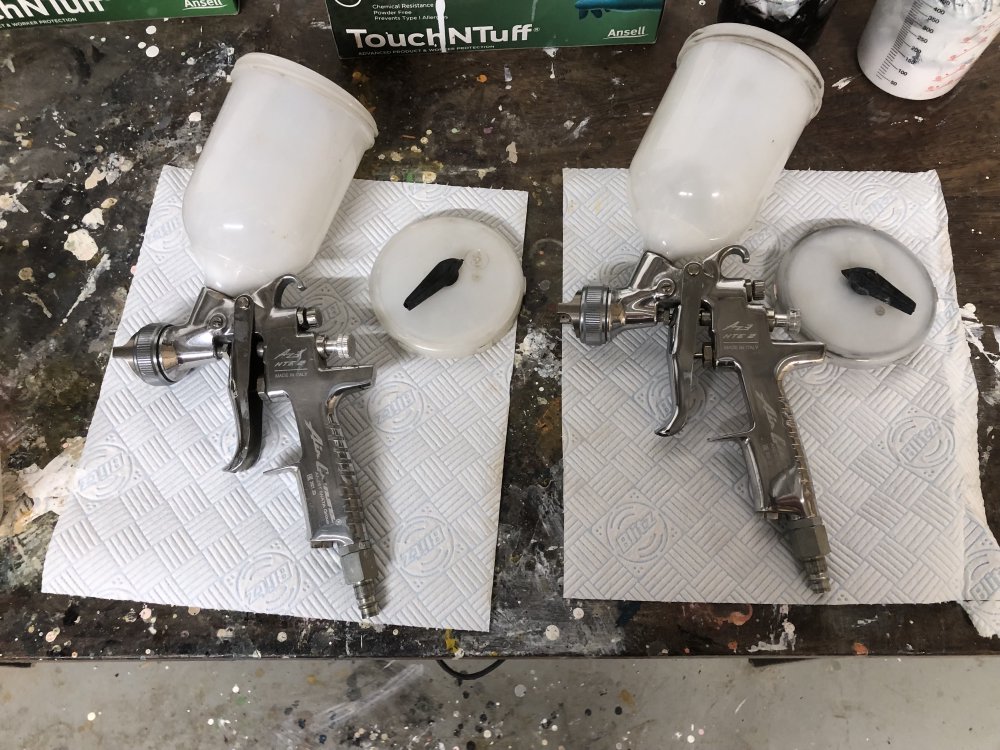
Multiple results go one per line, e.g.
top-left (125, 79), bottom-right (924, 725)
top-left (560, 245), bottom-right (831, 593)
top-left (114, 275), bottom-right (380, 617)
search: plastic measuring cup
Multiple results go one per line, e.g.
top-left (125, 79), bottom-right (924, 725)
top-left (858, 0), bottom-right (1000, 100)
top-left (629, 24), bottom-right (824, 260)
top-left (183, 53), bottom-right (378, 295)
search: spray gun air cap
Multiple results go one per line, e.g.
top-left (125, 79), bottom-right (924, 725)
top-left (628, 24), bottom-right (823, 260)
top-left (182, 53), bottom-right (377, 296)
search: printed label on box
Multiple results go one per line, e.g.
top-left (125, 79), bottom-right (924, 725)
top-left (325, 0), bottom-right (665, 57)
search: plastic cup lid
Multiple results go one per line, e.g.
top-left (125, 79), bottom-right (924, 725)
top-left (370, 217), bottom-right (525, 358)
top-left (776, 224), bottom-right (937, 368)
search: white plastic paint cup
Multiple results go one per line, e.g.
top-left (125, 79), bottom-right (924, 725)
top-left (183, 53), bottom-right (378, 295)
top-left (628, 24), bottom-right (824, 260)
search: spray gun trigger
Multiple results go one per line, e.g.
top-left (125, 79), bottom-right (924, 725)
top-left (224, 295), bottom-right (264, 473)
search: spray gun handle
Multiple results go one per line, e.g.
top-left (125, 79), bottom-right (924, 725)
top-left (251, 276), bottom-right (380, 617)
top-left (275, 373), bottom-right (378, 617)
top-left (707, 296), bottom-right (830, 592)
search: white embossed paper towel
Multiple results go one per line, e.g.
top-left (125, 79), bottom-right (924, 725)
top-left (42, 166), bottom-right (528, 632)
top-left (563, 168), bottom-right (991, 608)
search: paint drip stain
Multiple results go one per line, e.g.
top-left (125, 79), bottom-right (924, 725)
top-left (444, 628), bottom-right (460, 654)
top-left (727, 608), bottom-right (752, 626)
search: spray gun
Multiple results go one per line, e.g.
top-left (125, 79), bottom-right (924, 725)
top-left (557, 25), bottom-right (833, 592)
top-left (559, 246), bottom-right (830, 592)
top-left (112, 53), bottom-right (383, 616)
top-left (114, 276), bottom-right (379, 616)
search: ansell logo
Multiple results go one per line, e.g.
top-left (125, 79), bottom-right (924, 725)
top-left (606, 25), bottom-right (647, 37)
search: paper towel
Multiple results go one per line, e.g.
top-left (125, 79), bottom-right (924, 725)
top-left (42, 166), bottom-right (529, 632)
top-left (563, 168), bottom-right (996, 609)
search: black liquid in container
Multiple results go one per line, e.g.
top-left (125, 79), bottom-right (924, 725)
top-left (717, 0), bottom-right (838, 51)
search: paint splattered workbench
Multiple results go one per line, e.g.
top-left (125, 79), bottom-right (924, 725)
top-left (2, 1), bottom-right (1000, 659)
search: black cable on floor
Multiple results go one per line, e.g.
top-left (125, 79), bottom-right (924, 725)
top-left (435, 658), bottom-right (506, 685)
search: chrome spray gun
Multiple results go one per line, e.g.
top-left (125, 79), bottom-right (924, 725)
top-left (114, 54), bottom-right (382, 616)
top-left (559, 247), bottom-right (830, 592)
top-left (561, 25), bottom-right (833, 592)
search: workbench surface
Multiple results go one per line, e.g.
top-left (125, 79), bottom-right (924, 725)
top-left (2, 0), bottom-right (999, 659)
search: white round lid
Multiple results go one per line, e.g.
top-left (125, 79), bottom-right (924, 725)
top-left (370, 217), bottom-right (525, 358)
top-left (777, 224), bottom-right (937, 368)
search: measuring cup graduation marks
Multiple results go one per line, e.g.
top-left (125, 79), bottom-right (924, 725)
top-left (858, 0), bottom-right (1000, 100)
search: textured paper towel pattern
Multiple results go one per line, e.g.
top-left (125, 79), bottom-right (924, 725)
top-left (562, 168), bottom-right (983, 606)
top-left (42, 167), bottom-right (528, 631)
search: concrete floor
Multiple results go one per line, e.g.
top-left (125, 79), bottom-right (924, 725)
top-left (2, 656), bottom-right (999, 749)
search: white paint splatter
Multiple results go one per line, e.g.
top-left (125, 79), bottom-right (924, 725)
top-left (139, 607), bottom-right (152, 621)
top-left (146, 25), bottom-right (157, 34)
top-left (84, 168), bottom-right (105, 190)
top-left (6, 437), bottom-right (85, 536)
top-left (64, 229), bottom-right (99, 261)
top-left (435, 0), bottom-right (447, 53)
top-left (572, 607), bottom-right (584, 620)
top-left (544, 624), bottom-right (560, 640)
top-left (506, 141), bottom-right (519, 164)
top-left (44, 628), bottom-right (60, 642)
top-left (277, 631), bottom-right (288, 642)
top-left (0, 182), bottom-right (30, 215)
top-left (231, 684), bottom-right (240, 694)
top-left (81, 207), bottom-right (104, 229)
top-left (514, 684), bottom-right (527, 697)
top-left (188, 111), bottom-right (202, 123)
top-left (87, 712), bottom-right (96, 721)
top-left (515, 327), bottom-right (559, 378)
top-left (748, 619), bottom-right (797, 652)
top-left (568, 117), bottom-right (591, 140)
top-left (734, 697), bottom-right (747, 714)
top-left (543, 47), bottom-right (558, 58)
top-left (146, 45), bottom-right (160, 58)
top-left (62, 255), bottom-right (110, 323)
top-left (100, 197), bottom-right (118, 210)
top-left (832, 75), bottom-right (858, 90)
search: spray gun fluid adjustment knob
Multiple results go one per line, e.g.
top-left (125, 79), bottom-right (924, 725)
top-left (318, 334), bottom-right (356, 360)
